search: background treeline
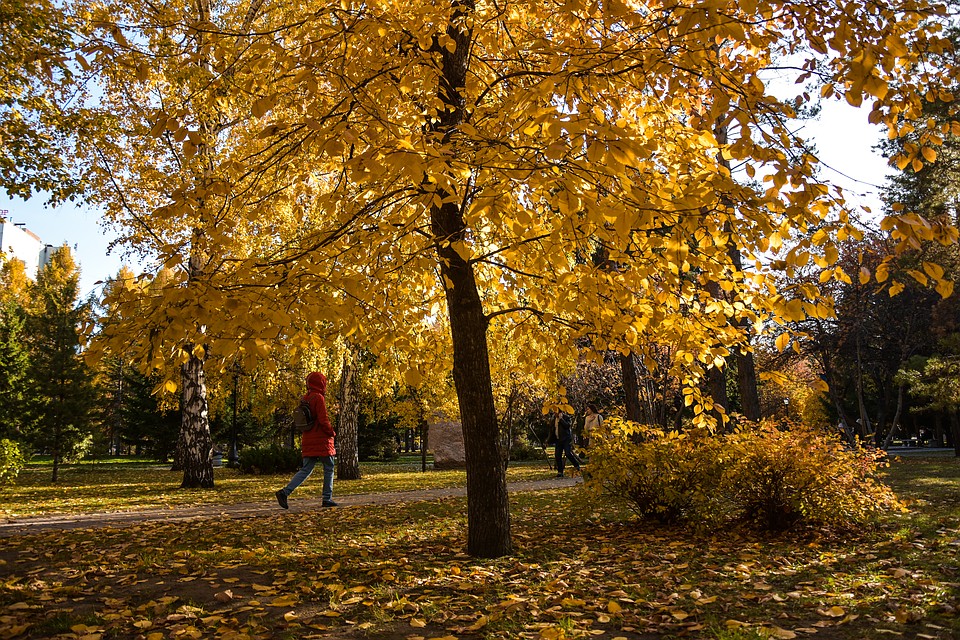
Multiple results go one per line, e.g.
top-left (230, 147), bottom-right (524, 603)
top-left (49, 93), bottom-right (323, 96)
top-left (2, 212), bottom-right (958, 485)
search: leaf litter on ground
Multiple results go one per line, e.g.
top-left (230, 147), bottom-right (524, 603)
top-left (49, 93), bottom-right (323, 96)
top-left (0, 458), bottom-right (957, 639)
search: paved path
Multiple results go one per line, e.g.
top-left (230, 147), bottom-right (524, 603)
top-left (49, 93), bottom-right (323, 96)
top-left (0, 476), bottom-right (581, 538)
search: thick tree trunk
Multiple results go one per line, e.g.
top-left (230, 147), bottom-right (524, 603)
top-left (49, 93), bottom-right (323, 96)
top-left (706, 366), bottom-right (727, 424)
top-left (180, 352), bottom-right (214, 488)
top-left (336, 349), bottom-right (361, 480)
top-left (620, 352), bottom-right (644, 423)
top-left (437, 260), bottom-right (511, 557)
top-left (427, 0), bottom-right (510, 558)
top-left (713, 115), bottom-right (760, 421)
top-left (735, 350), bottom-right (761, 421)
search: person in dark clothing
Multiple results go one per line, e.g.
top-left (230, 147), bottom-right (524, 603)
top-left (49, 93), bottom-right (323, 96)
top-left (553, 410), bottom-right (582, 478)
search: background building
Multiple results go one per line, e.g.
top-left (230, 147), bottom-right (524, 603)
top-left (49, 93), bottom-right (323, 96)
top-left (0, 212), bottom-right (51, 280)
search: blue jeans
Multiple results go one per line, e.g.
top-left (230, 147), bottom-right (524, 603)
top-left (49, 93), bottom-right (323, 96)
top-left (555, 439), bottom-right (581, 475)
top-left (282, 456), bottom-right (335, 502)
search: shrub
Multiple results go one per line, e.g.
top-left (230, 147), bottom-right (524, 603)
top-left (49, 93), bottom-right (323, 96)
top-left (0, 439), bottom-right (26, 486)
top-left (586, 420), bottom-right (901, 532)
top-left (508, 438), bottom-right (548, 462)
top-left (725, 424), bottom-right (901, 531)
top-left (237, 445), bottom-right (302, 475)
top-left (586, 421), bottom-right (731, 526)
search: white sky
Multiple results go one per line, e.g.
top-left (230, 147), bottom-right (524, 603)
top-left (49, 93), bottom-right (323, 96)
top-left (0, 100), bottom-right (894, 299)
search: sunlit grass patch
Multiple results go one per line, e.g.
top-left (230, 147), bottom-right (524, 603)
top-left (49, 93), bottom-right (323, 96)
top-left (0, 458), bottom-right (552, 518)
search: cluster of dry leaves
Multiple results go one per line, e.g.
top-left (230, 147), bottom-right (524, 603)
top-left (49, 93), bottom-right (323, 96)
top-left (0, 462), bottom-right (958, 640)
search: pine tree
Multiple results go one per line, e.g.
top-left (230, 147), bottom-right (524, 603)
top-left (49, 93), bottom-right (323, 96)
top-left (25, 245), bottom-right (97, 481)
top-left (0, 256), bottom-right (30, 441)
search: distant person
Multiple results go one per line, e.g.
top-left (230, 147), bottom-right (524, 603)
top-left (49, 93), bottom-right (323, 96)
top-left (553, 410), bottom-right (582, 478)
top-left (276, 372), bottom-right (337, 509)
top-left (583, 403), bottom-right (603, 449)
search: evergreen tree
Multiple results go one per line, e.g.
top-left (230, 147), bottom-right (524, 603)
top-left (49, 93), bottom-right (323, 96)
top-left (120, 368), bottom-right (180, 461)
top-left (0, 256), bottom-right (30, 441)
top-left (24, 245), bottom-right (97, 481)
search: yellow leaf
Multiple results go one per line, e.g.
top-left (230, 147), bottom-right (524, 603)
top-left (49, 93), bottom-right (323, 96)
top-left (775, 332), bottom-right (790, 352)
top-left (921, 147), bottom-right (937, 163)
top-left (163, 379), bottom-right (177, 393)
top-left (768, 627), bottom-right (798, 639)
top-left (466, 615), bottom-right (488, 631)
top-left (404, 368), bottom-right (422, 387)
top-left (936, 279), bottom-right (954, 298)
top-left (822, 605), bottom-right (846, 617)
top-left (922, 261), bottom-right (945, 280)
top-left (889, 281), bottom-right (905, 296)
top-left (410, 618), bottom-right (426, 628)
top-left (607, 600), bottom-right (623, 614)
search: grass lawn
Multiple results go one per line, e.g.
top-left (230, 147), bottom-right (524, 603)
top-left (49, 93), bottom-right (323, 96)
top-left (0, 455), bottom-right (957, 639)
top-left (2, 457), bottom-right (552, 519)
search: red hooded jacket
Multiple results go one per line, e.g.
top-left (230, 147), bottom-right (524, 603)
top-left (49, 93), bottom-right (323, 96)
top-left (302, 372), bottom-right (336, 457)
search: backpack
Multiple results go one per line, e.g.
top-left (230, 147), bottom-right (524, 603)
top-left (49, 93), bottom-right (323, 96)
top-left (292, 399), bottom-right (314, 432)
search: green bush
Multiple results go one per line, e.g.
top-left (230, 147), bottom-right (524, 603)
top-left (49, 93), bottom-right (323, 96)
top-left (237, 445), bottom-right (302, 475)
top-left (587, 420), bottom-right (901, 532)
top-left (0, 439), bottom-right (26, 486)
top-left (508, 438), bottom-right (548, 462)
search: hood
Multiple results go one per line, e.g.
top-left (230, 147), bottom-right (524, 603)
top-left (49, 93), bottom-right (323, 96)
top-left (306, 372), bottom-right (327, 395)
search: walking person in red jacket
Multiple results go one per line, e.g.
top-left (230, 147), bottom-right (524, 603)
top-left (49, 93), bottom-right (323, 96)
top-left (276, 372), bottom-right (337, 509)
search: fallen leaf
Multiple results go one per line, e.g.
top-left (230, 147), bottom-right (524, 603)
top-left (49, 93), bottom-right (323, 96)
top-left (465, 615), bottom-right (488, 631)
top-left (768, 627), bottom-right (797, 639)
top-left (214, 590), bottom-right (234, 603)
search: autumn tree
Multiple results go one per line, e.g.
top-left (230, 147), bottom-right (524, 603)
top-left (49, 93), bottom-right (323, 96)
top-left (0, 0), bottom-right (85, 201)
top-left (72, 0), bottom-right (359, 487)
top-left (216, 0), bottom-right (959, 559)
top-left (68, 0), bottom-right (960, 556)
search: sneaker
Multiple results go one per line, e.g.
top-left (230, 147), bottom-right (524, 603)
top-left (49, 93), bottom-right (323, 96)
top-left (275, 490), bottom-right (288, 510)
top-left (555, 473), bottom-right (564, 478)
top-left (322, 500), bottom-right (339, 508)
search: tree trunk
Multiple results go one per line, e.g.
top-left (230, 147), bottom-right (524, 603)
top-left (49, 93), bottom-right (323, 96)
top-left (881, 384), bottom-right (905, 449)
top-left (421, 419), bottom-right (429, 473)
top-left (733, 337), bottom-right (760, 421)
top-left (336, 348), bottom-right (361, 480)
top-left (854, 333), bottom-right (873, 440)
top-left (819, 344), bottom-right (856, 445)
top-left (706, 366), bottom-right (727, 425)
top-left (180, 352), bottom-right (214, 488)
top-left (52, 424), bottom-right (61, 483)
top-left (427, 0), bottom-right (510, 558)
top-left (950, 412), bottom-right (960, 457)
top-left (714, 113), bottom-right (760, 421)
top-left (437, 260), bottom-right (511, 557)
top-left (620, 352), bottom-right (644, 423)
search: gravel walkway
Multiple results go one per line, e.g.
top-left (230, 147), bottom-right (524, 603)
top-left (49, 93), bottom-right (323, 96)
top-left (0, 476), bottom-right (581, 538)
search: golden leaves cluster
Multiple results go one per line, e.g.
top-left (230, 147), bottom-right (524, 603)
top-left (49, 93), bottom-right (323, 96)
top-left (79, 0), bottom-right (958, 406)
